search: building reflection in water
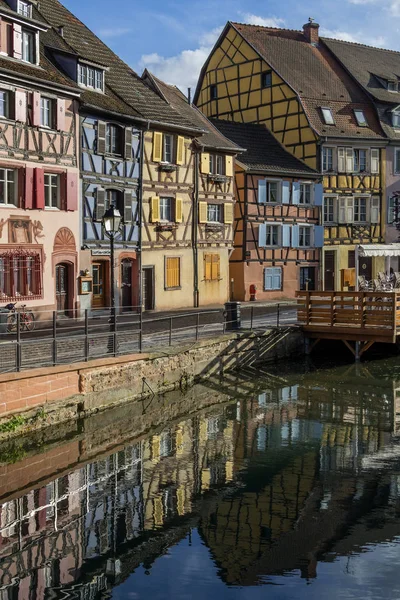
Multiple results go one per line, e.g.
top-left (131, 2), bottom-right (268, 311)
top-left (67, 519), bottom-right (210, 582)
top-left (1, 363), bottom-right (400, 596)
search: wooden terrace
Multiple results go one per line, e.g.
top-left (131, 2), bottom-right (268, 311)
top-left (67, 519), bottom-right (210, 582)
top-left (296, 291), bottom-right (400, 359)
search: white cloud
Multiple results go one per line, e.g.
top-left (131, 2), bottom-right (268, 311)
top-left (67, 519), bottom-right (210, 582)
top-left (97, 27), bottom-right (131, 39)
top-left (240, 13), bottom-right (286, 27)
top-left (320, 27), bottom-right (386, 47)
top-left (348, 0), bottom-right (400, 15)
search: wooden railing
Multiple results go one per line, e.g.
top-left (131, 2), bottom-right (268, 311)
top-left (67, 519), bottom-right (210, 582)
top-left (296, 291), bottom-right (400, 332)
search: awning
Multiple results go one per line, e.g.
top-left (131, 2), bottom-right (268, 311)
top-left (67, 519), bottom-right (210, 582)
top-left (358, 244), bottom-right (400, 257)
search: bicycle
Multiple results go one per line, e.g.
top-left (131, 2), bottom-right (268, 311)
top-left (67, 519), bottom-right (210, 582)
top-left (5, 303), bottom-right (35, 332)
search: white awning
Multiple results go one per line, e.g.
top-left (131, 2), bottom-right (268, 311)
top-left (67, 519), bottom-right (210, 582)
top-left (358, 244), bottom-right (400, 257)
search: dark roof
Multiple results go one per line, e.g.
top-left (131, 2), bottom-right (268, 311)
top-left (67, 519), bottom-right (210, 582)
top-left (33, 0), bottom-right (203, 130)
top-left (143, 71), bottom-right (243, 151)
top-left (210, 119), bottom-right (319, 176)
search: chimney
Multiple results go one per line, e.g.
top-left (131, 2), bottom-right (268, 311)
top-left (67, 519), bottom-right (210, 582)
top-left (303, 18), bottom-right (319, 45)
top-left (187, 87), bottom-right (192, 105)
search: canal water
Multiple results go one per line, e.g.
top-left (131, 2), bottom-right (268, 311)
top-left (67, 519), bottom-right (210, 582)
top-left (1, 356), bottom-right (400, 598)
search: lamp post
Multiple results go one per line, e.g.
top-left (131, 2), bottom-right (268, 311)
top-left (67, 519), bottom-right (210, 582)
top-left (102, 205), bottom-right (122, 340)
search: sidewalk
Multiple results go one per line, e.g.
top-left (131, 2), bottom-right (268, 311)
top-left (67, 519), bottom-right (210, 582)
top-left (143, 298), bottom-right (297, 319)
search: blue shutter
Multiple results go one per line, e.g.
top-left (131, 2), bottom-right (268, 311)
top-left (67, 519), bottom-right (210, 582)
top-left (264, 268), bottom-right (273, 290)
top-left (282, 224), bottom-right (291, 247)
top-left (292, 182), bottom-right (300, 205)
top-left (273, 267), bottom-right (282, 290)
top-left (292, 225), bottom-right (299, 248)
top-left (314, 183), bottom-right (323, 206)
top-left (258, 223), bottom-right (267, 247)
top-left (258, 180), bottom-right (267, 204)
top-left (282, 181), bottom-right (290, 204)
top-left (314, 225), bottom-right (324, 247)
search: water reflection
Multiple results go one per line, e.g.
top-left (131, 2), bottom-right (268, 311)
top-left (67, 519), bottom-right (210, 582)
top-left (1, 360), bottom-right (400, 598)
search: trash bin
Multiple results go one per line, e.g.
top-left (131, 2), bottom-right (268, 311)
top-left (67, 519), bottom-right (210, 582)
top-left (0, 308), bottom-right (8, 334)
top-left (224, 301), bottom-right (241, 331)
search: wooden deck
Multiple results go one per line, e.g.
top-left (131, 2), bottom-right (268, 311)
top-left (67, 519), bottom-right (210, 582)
top-left (296, 291), bottom-right (400, 357)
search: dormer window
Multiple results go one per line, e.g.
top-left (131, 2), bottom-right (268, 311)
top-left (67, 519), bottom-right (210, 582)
top-left (21, 28), bottom-right (35, 63)
top-left (393, 111), bottom-right (400, 128)
top-left (388, 80), bottom-right (398, 92)
top-left (354, 109), bottom-right (368, 127)
top-left (78, 63), bottom-right (104, 92)
top-left (321, 107), bottom-right (335, 125)
top-left (18, 0), bottom-right (32, 17)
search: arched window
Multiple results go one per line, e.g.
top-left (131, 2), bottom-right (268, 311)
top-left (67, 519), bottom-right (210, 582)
top-left (106, 124), bottom-right (122, 155)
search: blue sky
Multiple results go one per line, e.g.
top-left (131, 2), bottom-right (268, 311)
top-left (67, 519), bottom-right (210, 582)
top-left (63, 0), bottom-right (400, 90)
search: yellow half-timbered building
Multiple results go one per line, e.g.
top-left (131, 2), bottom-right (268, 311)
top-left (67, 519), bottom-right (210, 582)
top-left (195, 20), bottom-right (388, 290)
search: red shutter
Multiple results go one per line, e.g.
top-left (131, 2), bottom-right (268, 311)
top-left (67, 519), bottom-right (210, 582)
top-left (56, 98), bottom-right (65, 131)
top-left (66, 171), bottom-right (78, 211)
top-left (15, 90), bottom-right (27, 123)
top-left (25, 167), bottom-right (34, 209)
top-left (34, 168), bottom-right (44, 209)
top-left (59, 172), bottom-right (66, 210)
top-left (32, 91), bottom-right (41, 127)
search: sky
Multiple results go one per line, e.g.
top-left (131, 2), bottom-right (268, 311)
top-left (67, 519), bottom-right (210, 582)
top-left (62, 0), bottom-right (400, 91)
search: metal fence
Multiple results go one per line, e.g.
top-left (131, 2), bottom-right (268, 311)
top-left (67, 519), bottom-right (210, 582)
top-left (0, 303), bottom-right (296, 373)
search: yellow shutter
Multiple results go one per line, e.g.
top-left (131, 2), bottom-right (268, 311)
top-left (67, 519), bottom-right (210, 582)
top-left (176, 136), bottom-right (185, 165)
top-left (176, 426), bottom-right (184, 455)
top-left (166, 257), bottom-right (180, 288)
top-left (201, 152), bottom-right (210, 174)
top-left (177, 487), bottom-right (185, 516)
top-left (152, 131), bottom-right (163, 162)
top-left (225, 155), bottom-right (233, 177)
top-left (211, 254), bottom-right (220, 281)
top-left (204, 254), bottom-right (211, 281)
top-left (151, 435), bottom-right (160, 460)
top-left (150, 196), bottom-right (160, 222)
top-left (153, 496), bottom-right (164, 526)
top-left (199, 201), bottom-right (207, 223)
top-left (224, 203), bottom-right (233, 224)
top-left (175, 197), bottom-right (183, 222)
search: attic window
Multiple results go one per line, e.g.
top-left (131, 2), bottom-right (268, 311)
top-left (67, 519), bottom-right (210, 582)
top-left (321, 107), bottom-right (335, 125)
top-left (354, 109), bottom-right (368, 127)
top-left (18, 0), bottom-right (32, 17)
top-left (388, 80), bottom-right (399, 92)
top-left (393, 111), bottom-right (400, 128)
top-left (261, 71), bottom-right (272, 89)
top-left (78, 63), bottom-right (104, 92)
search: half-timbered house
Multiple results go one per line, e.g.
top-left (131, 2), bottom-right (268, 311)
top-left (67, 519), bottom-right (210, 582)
top-left (194, 20), bottom-right (388, 291)
top-left (211, 120), bottom-right (322, 300)
top-left (0, 0), bottom-right (80, 317)
top-left (141, 72), bottom-right (241, 310)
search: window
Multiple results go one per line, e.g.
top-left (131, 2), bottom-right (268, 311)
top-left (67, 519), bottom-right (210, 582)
top-left (0, 250), bottom-right (42, 299)
top-left (265, 224), bottom-right (280, 246)
top-left (395, 148), bottom-right (400, 174)
top-left (393, 112), bottom-right (400, 128)
top-left (299, 183), bottom-right (312, 204)
top-left (264, 267), bottom-right (282, 291)
top-left (105, 189), bottom-right (122, 213)
top-left (204, 253), bottom-right (220, 281)
top-left (300, 267), bottom-right (316, 291)
top-left (106, 124), bottom-right (122, 154)
top-left (165, 257), bottom-right (180, 289)
top-left (163, 134), bottom-right (174, 163)
top-left (159, 431), bottom-right (172, 458)
top-left (388, 196), bottom-right (398, 224)
top-left (210, 84), bottom-right (217, 100)
top-left (323, 197), bottom-right (335, 223)
top-left (21, 29), bottom-right (35, 63)
top-left (388, 80), bottom-right (398, 92)
top-left (209, 155), bottom-right (225, 175)
top-left (354, 109), bottom-right (368, 127)
top-left (321, 107), bottom-right (334, 125)
top-left (207, 203), bottom-right (223, 223)
top-left (258, 180), bottom-right (280, 203)
top-left (0, 169), bottom-right (16, 205)
top-left (77, 64), bottom-right (104, 91)
top-left (44, 174), bottom-right (59, 208)
top-left (40, 97), bottom-right (53, 128)
top-left (322, 147), bottom-right (333, 172)
top-left (298, 226), bottom-right (311, 247)
top-left (261, 71), bottom-right (272, 88)
top-left (353, 149), bottom-right (367, 173)
top-left (159, 197), bottom-right (173, 221)
top-left (354, 197), bottom-right (367, 222)
top-left (18, 0), bottom-right (32, 17)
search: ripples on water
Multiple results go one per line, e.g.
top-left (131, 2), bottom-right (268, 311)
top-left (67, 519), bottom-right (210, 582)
top-left (1, 357), bottom-right (400, 598)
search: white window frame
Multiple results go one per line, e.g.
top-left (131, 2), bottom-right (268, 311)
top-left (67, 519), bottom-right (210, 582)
top-left (353, 148), bottom-right (367, 173)
top-left (44, 173), bottom-right (60, 209)
top-left (159, 197), bottom-right (173, 222)
top-left (264, 267), bottom-right (282, 291)
top-left (209, 154), bottom-right (225, 175)
top-left (322, 147), bottom-right (334, 172)
top-left (265, 224), bottom-right (280, 247)
top-left (264, 180), bottom-right (280, 203)
top-left (353, 196), bottom-right (368, 223)
top-left (21, 28), bottom-right (35, 64)
top-left (77, 64), bottom-right (105, 92)
top-left (298, 225), bottom-right (312, 248)
top-left (395, 148), bottom-right (400, 174)
top-left (393, 111), bottom-right (400, 128)
top-left (40, 97), bottom-right (53, 129)
top-left (18, 0), bottom-right (32, 17)
top-left (0, 168), bottom-right (16, 205)
top-left (338, 147), bottom-right (354, 173)
top-left (388, 196), bottom-right (397, 224)
top-left (354, 109), bottom-right (368, 127)
top-left (323, 196), bottom-right (336, 224)
top-left (106, 124), bottom-right (121, 155)
top-left (0, 90), bottom-right (9, 119)
top-left (163, 134), bottom-right (175, 163)
top-left (321, 107), bottom-right (335, 125)
top-left (299, 182), bottom-right (312, 205)
top-left (388, 80), bottom-right (398, 92)
top-left (207, 203), bottom-right (223, 223)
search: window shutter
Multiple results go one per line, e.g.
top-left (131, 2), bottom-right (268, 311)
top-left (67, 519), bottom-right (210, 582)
top-left (15, 90), bottom-right (27, 123)
top-left (338, 148), bottom-right (346, 173)
top-left (292, 225), bottom-right (300, 248)
top-left (94, 187), bottom-right (105, 221)
top-left (166, 257), bottom-right (180, 288)
top-left (395, 150), bottom-right (400, 174)
top-left (346, 197), bottom-right (354, 222)
top-left (124, 127), bottom-right (132, 160)
top-left (32, 91), bottom-right (40, 126)
top-left (201, 153), bottom-right (210, 174)
top-left (338, 198), bottom-right (346, 223)
top-left (151, 196), bottom-right (160, 222)
top-left (282, 224), bottom-right (291, 247)
top-left (314, 183), bottom-right (323, 206)
top-left (176, 136), bottom-right (185, 165)
top-left (59, 172), bottom-right (67, 210)
top-left (292, 182), bottom-right (300, 205)
top-left (56, 98), bottom-right (65, 131)
top-left (13, 23), bottom-right (22, 59)
top-left (199, 201), bottom-right (207, 223)
top-left (175, 197), bottom-right (183, 222)
top-left (345, 148), bottom-right (354, 172)
top-left (258, 180), bottom-right (267, 204)
top-left (388, 196), bottom-right (395, 224)
top-left (314, 225), bottom-right (324, 247)
top-left (371, 149), bottom-right (379, 174)
top-left (97, 121), bottom-right (106, 154)
top-left (258, 223), bottom-right (267, 248)
top-left (264, 268), bottom-right (273, 291)
top-left (225, 155), bottom-right (233, 177)
top-left (153, 132), bottom-right (163, 162)
top-left (281, 181), bottom-right (290, 204)
top-left (66, 172), bottom-right (78, 211)
top-left (204, 254), bottom-right (211, 281)
top-left (272, 267), bottom-right (282, 290)
top-left (34, 168), bottom-right (44, 209)
top-left (224, 203), bottom-right (233, 224)
top-left (25, 167), bottom-right (34, 209)
top-left (123, 189), bottom-right (132, 223)
top-left (370, 196), bottom-right (380, 224)
top-left (211, 254), bottom-right (220, 280)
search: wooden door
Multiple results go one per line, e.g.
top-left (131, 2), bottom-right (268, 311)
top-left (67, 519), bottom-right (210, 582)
top-left (92, 262), bottom-right (106, 308)
top-left (121, 259), bottom-right (133, 310)
top-left (324, 251), bottom-right (335, 291)
top-left (142, 267), bottom-right (154, 311)
top-left (56, 264), bottom-right (69, 314)
top-left (300, 267), bottom-right (316, 291)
